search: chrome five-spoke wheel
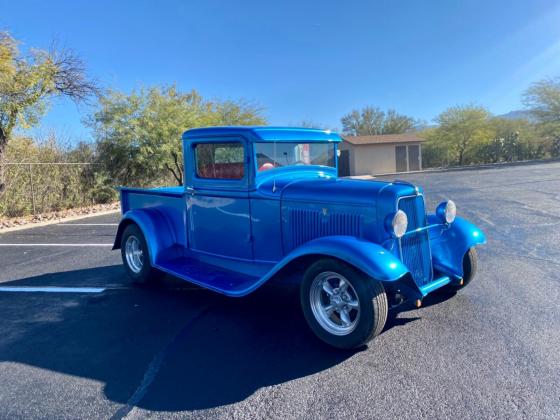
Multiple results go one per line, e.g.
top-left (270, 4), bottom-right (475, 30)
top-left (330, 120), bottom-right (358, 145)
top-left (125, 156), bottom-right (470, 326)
top-left (301, 258), bottom-right (388, 349)
top-left (310, 271), bottom-right (361, 335)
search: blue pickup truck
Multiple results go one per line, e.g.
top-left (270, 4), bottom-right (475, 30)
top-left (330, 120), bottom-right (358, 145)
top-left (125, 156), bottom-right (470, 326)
top-left (114, 126), bottom-right (486, 348)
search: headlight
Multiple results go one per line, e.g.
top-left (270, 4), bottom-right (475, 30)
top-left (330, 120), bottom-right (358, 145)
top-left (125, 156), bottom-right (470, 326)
top-left (391, 210), bottom-right (408, 238)
top-left (436, 200), bottom-right (456, 224)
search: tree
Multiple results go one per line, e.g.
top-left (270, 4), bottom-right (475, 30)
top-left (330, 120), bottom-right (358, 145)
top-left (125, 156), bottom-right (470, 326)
top-left (523, 77), bottom-right (560, 123)
top-left (420, 127), bottom-right (448, 168)
top-left (0, 34), bottom-right (16, 86)
top-left (341, 106), bottom-right (384, 135)
top-left (290, 120), bottom-right (338, 132)
top-left (89, 86), bottom-right (266, 186)
top-left (341, 106), bottom-right (416, 136)
top-left (432, 105), bottom-right (492, 165)
top-left (382, 109), bottom-right (417, 134)
top-left (0, 32), bottom-right (98, 193)
top-left (479, 118), bottom-right (544, 163)
top-left (523, 77), bottom-right (560, 157)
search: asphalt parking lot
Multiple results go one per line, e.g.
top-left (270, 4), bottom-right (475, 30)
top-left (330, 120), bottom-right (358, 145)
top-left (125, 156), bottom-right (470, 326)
top-left (1, 161), bottom-right (559, 419)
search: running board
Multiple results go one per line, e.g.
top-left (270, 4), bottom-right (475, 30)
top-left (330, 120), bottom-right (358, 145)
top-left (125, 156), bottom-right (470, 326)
top-left (155, 256), bottom-right (260, 297)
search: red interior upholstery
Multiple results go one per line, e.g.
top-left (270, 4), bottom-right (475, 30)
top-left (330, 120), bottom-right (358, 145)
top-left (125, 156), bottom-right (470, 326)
top-left (198, 163), bottom-right (244, 179)
top-left (258, 162), bottom-right (275, 171)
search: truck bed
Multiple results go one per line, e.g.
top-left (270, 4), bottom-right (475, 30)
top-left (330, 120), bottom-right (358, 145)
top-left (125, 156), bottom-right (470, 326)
top-left (119, 186), bottom-right (188, 250)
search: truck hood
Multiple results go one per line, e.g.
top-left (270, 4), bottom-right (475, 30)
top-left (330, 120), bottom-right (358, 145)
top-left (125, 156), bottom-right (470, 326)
top-left (278, 177), bottom-right (417, 206)
top-left (270, 175), bottom-right (420, 249)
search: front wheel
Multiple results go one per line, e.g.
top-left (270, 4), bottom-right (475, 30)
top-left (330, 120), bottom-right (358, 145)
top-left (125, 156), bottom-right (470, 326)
top-left (453, 247), bottom-right (478, 290)
top-left (300, 258), bottom-right (388, 349)
top-left (120, 224), bottom-right (162, 284)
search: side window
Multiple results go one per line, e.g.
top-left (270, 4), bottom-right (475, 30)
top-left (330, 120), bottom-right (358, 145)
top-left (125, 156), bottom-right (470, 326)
top-left (195, 143), bottom-right (245, 180)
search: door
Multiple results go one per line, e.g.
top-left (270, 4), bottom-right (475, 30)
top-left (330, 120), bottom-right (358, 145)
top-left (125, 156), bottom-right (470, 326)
top-left (187, 141), bottom-right (253, 260)
top-left (338, 150), bottom-right (350, 176)
top-left (395, 146), bottom-right (408, 172)
top-left (408, 145), bottom-right (420, 171)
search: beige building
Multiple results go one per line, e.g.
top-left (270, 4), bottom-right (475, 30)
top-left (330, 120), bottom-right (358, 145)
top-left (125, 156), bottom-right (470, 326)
top-left (339, 134), bottom-right (426, 176)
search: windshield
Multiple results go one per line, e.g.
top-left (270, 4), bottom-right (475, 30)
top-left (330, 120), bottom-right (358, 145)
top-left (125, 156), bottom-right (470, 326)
top-left (255, 142), bottom-right (336, 173)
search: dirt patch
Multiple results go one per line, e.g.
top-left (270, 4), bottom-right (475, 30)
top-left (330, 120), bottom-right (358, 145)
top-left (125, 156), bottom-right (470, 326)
top-left (0, 202), bottom-right (120, 230)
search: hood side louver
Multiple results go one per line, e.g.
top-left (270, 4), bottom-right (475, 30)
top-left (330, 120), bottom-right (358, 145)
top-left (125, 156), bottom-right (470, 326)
top-left (288, 207), bottom-right (362, 250)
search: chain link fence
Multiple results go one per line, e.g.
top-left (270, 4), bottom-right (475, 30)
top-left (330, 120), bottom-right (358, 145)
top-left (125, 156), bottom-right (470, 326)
top-left (0, 162), bottom-right (115, 218)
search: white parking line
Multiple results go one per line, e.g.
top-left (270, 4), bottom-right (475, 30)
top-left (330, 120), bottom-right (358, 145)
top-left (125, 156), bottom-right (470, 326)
top-left (0, 243), bottom-right (113, 247)
top-left (57, 223), bottom-right (118, 226)
top-left (0, 286), bottom-right (106, 293)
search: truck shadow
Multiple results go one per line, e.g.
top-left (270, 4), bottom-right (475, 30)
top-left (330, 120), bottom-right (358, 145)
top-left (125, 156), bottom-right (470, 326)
top-left (0, 266), bottom-right (457, 412)
top-left (0, 266), bottom-right (360, 412)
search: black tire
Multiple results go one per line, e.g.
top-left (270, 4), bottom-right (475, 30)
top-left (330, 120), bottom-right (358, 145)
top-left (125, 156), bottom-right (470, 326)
top-left (461, 247), bottom-right (478, 287)
top-left (120, 224), bottom-right (162, 284)
top-left (300, 258), bottom-right (388, 349)
top-left (450, 247), bottom-right (478, 290)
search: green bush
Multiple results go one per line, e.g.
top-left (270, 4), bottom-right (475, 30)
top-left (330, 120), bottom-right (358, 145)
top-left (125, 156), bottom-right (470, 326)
top-left (0, 137), bottom-right (115, 218)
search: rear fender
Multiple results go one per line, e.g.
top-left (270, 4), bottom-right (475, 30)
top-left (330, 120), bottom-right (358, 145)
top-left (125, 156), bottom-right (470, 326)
top-left (428, 215), bottom-right (486, 278)
top-left (113, 209), bottom-right (179, 265)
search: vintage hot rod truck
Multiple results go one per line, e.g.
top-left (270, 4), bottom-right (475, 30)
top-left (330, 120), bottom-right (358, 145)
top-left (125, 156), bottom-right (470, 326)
top-left (114, 127), bottom-right (486, 348)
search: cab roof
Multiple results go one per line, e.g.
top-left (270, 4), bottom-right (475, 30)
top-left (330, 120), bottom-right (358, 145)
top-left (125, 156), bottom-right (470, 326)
top-left (182, 126), bottom-right (342, 143)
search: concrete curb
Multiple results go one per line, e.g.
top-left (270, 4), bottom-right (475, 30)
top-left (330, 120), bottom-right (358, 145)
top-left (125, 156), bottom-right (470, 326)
top-left (0, 209), bottom-right (121, 234)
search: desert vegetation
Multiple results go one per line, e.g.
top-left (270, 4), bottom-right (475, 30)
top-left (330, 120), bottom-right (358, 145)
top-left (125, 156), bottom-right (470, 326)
top-left (1, 30), bottom-right (559, 218)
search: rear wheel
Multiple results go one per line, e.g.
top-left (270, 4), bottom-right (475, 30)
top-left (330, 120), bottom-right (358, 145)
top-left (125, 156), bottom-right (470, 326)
top-left (120, 224), bottom-right (162, 284)
top-left (300, 258), bottom-right (387, 349)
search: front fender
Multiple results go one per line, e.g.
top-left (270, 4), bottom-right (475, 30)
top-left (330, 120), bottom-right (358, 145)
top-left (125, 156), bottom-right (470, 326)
top-left (428, 215), bottom-right (486, 278)
top-left (113, 208), bottom-right (178, 265)
top-left (267, 235), bottom-right (409, 283)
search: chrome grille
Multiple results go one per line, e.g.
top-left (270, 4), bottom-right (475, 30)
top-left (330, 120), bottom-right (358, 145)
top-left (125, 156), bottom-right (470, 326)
top-left (397, 195), bottom-right (433, 286)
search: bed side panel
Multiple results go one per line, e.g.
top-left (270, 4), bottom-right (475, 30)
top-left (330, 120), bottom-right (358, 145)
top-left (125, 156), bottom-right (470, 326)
top-left (120, 189), bottom-right (187, 247)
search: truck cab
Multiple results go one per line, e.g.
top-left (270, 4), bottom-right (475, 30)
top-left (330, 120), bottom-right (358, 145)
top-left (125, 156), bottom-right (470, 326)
top-left (114, 127), bottom-right (486, 349)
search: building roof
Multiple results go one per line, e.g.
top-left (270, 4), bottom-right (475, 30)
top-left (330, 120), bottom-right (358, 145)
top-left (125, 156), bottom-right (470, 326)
top-left (183, 126), bottom-right (342, 143)
top-left (342, 133), bottom-right (426, 145)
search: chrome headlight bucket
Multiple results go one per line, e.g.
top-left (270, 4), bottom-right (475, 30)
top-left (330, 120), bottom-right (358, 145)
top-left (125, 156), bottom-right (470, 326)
top-left (436, 200), bottom-right (456, 224)
top-left (388, 210), bottom-right (408, 238)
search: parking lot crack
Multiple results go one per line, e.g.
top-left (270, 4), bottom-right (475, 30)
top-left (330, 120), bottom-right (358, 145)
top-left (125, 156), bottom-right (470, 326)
top-left (109, 305), bottom-right (214, 420)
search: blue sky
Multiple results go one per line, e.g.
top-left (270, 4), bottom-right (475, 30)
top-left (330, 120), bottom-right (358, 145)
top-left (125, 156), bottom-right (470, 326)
top-left (2, 0), bottom-right (560, 141)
